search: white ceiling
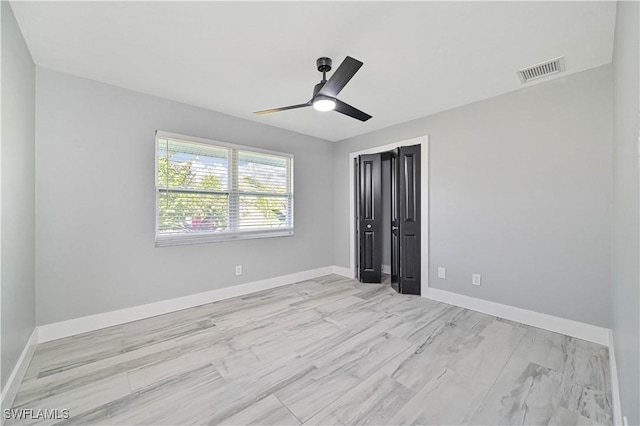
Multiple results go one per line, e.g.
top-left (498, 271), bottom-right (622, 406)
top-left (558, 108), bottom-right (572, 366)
top-left (11, 1), bottom-right (616, 142)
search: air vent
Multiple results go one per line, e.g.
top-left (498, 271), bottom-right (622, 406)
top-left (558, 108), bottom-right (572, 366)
top-left (517, 57), bottom-right (565, 83)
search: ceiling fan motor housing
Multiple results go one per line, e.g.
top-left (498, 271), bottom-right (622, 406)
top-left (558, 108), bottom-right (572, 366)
top-left (313, 82), bottom-right (326, 98)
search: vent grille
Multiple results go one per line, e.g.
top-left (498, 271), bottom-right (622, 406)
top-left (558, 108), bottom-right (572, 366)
top-left (517, 57), bottom-right (565, 83)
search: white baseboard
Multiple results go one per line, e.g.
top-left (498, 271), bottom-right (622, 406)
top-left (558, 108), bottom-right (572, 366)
top-left (382, 264), bottom-right (391, 274)
top-left (608, 330), bottom-right (623, 426)
top-left (1, 329), bottom-right (38, 414)
top-left (35, 266), bottom-right (610, 348)
top-left (38, 266), bottom-right (335, 343)
top-left (332, 266), bottom-right (353, 278)
top-left (422, 287), bottom-right (610, 346)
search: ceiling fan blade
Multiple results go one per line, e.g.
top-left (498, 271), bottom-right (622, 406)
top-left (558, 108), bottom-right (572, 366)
top-left (254, 102), bottom-right (311, 115)
top-left (334, 99), bottom-right (372, 122)
top-left (317, 56), bottom-right (363, 98)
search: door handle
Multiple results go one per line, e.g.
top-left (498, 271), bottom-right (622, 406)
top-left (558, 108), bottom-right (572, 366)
top-left (366, 224), bottom-right (372, 229)
top-left (392, 226), bottom-right (398, 231)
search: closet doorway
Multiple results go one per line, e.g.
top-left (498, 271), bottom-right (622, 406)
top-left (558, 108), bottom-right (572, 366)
top-left (349, 137), bottom-right (428, 295)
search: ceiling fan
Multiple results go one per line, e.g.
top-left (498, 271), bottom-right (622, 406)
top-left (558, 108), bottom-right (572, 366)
top-left (254, 56), bottom-right (372, 122)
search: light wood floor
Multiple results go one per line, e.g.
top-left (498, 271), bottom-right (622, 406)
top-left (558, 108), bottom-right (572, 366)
top-left (11, 274), bottom-right (612, 425)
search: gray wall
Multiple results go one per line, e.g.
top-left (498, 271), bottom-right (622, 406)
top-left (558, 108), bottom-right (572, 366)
top-left (334, 65), bottom-right (613, 327)
top-left (35, 68), bottom-right (334, 325)
top-left (611, 1), bottom-right (640, 423)
top-left (1, 1), bottom-right (36, 388)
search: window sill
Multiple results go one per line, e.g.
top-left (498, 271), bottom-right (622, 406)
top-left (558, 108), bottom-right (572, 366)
top-left (155, 229), bottom-right (294, 247)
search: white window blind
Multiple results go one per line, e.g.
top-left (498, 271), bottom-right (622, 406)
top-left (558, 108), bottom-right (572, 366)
top-left (155, 131), bottom-right (294, 246)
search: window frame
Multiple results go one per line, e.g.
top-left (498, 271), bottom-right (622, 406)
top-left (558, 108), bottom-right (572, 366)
top-left (155, 130), bottom-right (294, 247)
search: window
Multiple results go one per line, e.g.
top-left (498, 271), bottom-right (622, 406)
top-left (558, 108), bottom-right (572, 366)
top-left (155, 131), bottom-right (293, 246)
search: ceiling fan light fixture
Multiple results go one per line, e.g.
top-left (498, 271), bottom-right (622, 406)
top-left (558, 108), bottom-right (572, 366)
top-left (312, 96), bottom-right (336, 112)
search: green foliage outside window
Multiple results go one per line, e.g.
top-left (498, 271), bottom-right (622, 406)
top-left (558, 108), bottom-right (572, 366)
top-left (157, 157), bottom-right (228, 233)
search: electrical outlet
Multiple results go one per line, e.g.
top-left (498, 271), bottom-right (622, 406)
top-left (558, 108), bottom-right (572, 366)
top-left (472, 274), bottom-right (481, 286)
top-left (235, 265), bottom-right (242, 276)
top-left (437, 267), bottom-right (446, 279)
